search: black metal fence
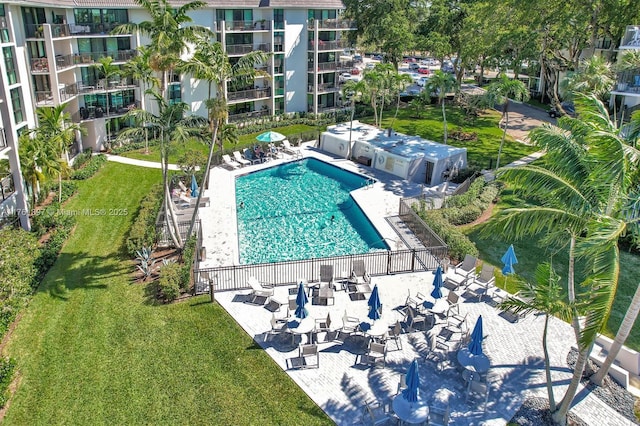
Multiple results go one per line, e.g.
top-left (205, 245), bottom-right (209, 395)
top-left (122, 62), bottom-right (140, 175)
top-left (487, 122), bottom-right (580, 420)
top-left (193, 247), bottom-right (447, 295)
top-left (398, 197), bottom-right (448, 249)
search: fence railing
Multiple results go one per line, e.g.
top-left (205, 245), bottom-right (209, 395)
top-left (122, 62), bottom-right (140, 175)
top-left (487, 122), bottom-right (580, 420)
top-left (193, 247), bottom-right (447, 294)
top-left (0, 174), bottom-right (15, 202)
top-left (156, 219), bottom-right (200, 247)
top-left (398, 197), bottom-right (448, 249)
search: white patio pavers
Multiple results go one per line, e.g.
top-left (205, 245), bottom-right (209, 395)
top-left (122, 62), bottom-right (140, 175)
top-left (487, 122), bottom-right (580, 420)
top-left (215, 271), bottom-right (588, 425)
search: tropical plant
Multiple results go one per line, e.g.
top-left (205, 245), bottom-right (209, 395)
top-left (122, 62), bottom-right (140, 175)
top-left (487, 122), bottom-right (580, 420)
top-left (341, 79), bottom-right (367, 157)
top-left (499, 263), bottom-right (574, 413)
top-left (135, 246), bottom-right (157, 281)
top-left (92, 57), bottom-right (121, 144)
top-left (425, 70), bottom-right (457, 144)
top-left (484, 73), bottom-right (529, 169)
top-left (487, 94), bottom-right (640, 425)
top-left (389, 72), bottom-right (413, 129)
top-left (561, 55), bottom-right (614, 102)
top-left (18, 134), bottom-right (59, 206)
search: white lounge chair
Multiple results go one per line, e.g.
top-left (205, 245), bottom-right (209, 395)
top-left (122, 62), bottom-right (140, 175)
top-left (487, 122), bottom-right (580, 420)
top-left (246, 277), bottom-right (273, 305)
top-left (222, 154), bottom-right (241, 169)
top-left (282, 140), bottom-right (302, 157)
top-left (233, 151), bottom-right (251, 167)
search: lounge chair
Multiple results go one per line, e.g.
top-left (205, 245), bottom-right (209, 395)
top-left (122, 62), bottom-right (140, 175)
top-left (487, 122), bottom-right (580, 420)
top-left (222, 154), bottom-right (241, 169)
top-left (233, 150), bottom-right (251, 167)
top-left (178, 180), bottom-right (189, 193)
top-left (246, 276), bottom-right (274, 305)
top-left (445, 254), bottom-right (477, 289)
top-left (319, 264), bottom-right (334, 289)
top-left (465, 263), bottom-right (496, 301)
top-left (349, 259), bottom-right (371, 285)
top-left (243, 148), bottom-right (261, 164)
top-left (282, 139), bottom-right (302, 157)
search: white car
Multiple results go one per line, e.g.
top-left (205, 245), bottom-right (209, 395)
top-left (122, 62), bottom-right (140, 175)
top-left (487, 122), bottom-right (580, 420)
top-left (417, 76), bottom-right (430, 87)
top-left (339, 73), bottom-right (358, 83)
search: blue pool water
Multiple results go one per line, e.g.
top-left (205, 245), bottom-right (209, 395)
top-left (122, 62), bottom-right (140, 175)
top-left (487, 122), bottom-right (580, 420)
top-left (236, 158), bottom-right (389, 264)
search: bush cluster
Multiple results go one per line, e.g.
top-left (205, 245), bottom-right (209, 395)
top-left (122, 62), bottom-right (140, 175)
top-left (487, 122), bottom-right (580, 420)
top-left (418, 210), bottom-right (479, 263)
top-left (180, 236), bottom-right (196, 292)
top-left (110, 140), bottom-right (159, 155)
top-left (0, 357), bottom-right (16, 408)
top-left (234, 111), bottom-right (350, 135)
top-left (70, 154), bottom-right (107, 180)
top-left (125, 184), bottom-right (163, 256)
top-left (71, 150), bottom-right (93, 170)
top-left (35, 181), bottom-right (78, 205)
top-left (157, 262), bottom-right (181, 302)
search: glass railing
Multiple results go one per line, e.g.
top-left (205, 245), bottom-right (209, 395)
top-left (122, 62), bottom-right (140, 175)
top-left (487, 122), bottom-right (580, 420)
top-left (227, 87), bottom-right (271, 102)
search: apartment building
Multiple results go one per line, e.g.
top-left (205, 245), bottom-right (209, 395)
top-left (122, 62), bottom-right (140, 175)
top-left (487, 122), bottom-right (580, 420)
top-left (0, 0), bottom-right (355, 230)
top-left (611, 25), bottom-right (640, 120)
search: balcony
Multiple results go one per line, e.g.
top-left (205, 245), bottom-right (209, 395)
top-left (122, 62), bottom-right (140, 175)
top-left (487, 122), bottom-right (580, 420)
top-left (68, 22), bottom-right (128, 36)
top-left (218, 20), bottom-right (271, 31)
top-left (0, 174), bottom-right (15, 203)
top-left (308, 40), bottom-right (351, 51)
top-left (309, 60), bottom-right (355, 72)
top-left (77, 79), bottom-right (138, 94)
top-left (25, 23), bottom-right (71, 39)
top-left (612, 73), bottom-right (640, 94)
top-left (227, 87), bottom-right (271, 102)
top-left (75, 50), bottom-right (137, 65)
top-left (315, 19), bottom-right (357, 30)
top-left (55, 54), bottom-right (76, 70)
top-left (228, 108), bottom-right (271, 123)
top-left (309, 83), bottom-right (339, 93)
top-left (31, 58), bottom-right (50, 73)
top-left (620, 26), bottom-right (640, 49)
top-left (226, 43), bottom-right (271, 55)
top-left (35, 90), bottom-right (54, 106)
top-left (72, 100), bottom-right (140, 122)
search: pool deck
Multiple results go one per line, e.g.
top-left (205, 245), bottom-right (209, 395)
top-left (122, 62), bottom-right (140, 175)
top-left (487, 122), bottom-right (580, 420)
top-left (199, 142), bottom-right (427, 268)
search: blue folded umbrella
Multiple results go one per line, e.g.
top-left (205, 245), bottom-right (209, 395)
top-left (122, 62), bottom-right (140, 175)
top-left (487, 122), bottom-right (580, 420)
top-left (468, 316), bottom-right (484, 356)
top-left (501, 244), bottom-right (518, 275)
top-left (294, 282), bottom-right (309, 319)
top-left (367, 284), bottom-right (382, 320)
top-left (190, 174), bottom-right (199, 198)
top-left (430, 266), bottom-right (443, 299)
top-left (402, 359), bottom-right (420, 403)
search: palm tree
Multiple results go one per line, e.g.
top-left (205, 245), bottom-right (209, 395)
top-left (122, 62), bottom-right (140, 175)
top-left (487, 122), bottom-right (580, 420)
top-left (362, 67), bottom-right (383, 127)
top-left (342, 79), bottom-right (367, 158)
top-left (118, 90), bottom-right (206, 247)
top-left (484, 73), bottom-right (529, 169)
top-left (425, 70), bottom-right (457, 144)
top-left (487, 94), bottom-right (639, 425)
top-left (499, 263), bottom-right (574, 413)
top-left (561, 55), bottom-right (614, 101)
top-left (18, 134), bottom-right (48, 206)
top-left (112, 0), bottom-right (212, 100)
top-left (389, 72), bottom-right (413, 129)
top-left (123, 46), bottom-right (160, 154)
top-left (35, 104), bottom-right (84, 202)
top-left (180, 39), bottom-right (267, 242)
top-left (93, 56), bottom-right (121, 144)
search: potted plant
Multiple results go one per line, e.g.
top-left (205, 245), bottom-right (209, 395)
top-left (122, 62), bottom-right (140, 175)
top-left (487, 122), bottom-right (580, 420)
top-left (259, 19), bottom-right (266, 30)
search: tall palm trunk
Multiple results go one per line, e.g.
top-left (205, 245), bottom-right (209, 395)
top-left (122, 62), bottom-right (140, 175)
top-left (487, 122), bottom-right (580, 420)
top-left (542, 314), bottom-right (556, 411)
top-left (441, 99), bottom-right (448, 144)
top-left (159, 130), bottom-right (182, 248)
top-left (390, 93), bottom-right (401, 129)
top-left (592, 283), bottom-right (640, 385)
top-left (496, 101), bottom-right (510, 169)
top-left (567, 236), bottom-right (581, 343)
top-left (553, 344), bottom-right (591, 425)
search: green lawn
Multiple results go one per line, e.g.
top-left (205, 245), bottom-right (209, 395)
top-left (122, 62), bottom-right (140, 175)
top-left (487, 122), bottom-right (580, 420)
top-left (120, 124), bottom-right (321, 163)
top-left (364, 107), bottom-right (537, 170)
top-left (465, 190), bottom-right (640, 351)
top-left (3, 163), bottom-right (329, 424)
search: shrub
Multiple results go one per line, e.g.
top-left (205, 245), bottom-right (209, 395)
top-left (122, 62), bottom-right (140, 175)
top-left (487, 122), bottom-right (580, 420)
top-left (180, 236), bottom-right (196, 291)
top-left (157, 262), bottom-right (181, 302)
top-left (441, 204), bottom-right (483, 225)
top-left (125, 184), bottom-right (163, 256)
top-left (418, 209), bottom-right (478, 263)
top-left (70, 154), bottom-right (107, 180)
top-left (72, 150), bottom-right (93, 170)
top-left (444, 178), bottom-right (484, 208)
top-left (0, 357), bottom-right (16, 408)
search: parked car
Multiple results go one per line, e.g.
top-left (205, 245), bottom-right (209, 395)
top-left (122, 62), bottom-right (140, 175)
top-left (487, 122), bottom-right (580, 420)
top-left (366, 63), bottom-right (375, 70)
top-left (417, 67), bottom-right (430, 75)
top-left (372, 54), bottom-right (383, 61)
top-left (417, 76), bottom-right (430, 87)
top-left (350, 68), bottom-right (360, 75)
top-left (548, 101), bottom-right (575, 118)
top-left (353, 54), bottom-right (363, 63)
top-left (409, 63), bottom-right (421, 71)
top-left (339, 73), bottom-right (358, 83)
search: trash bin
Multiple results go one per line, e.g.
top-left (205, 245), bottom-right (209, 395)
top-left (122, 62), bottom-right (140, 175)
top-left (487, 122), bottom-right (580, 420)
top-left (199, 246), bottom-right (206, 261)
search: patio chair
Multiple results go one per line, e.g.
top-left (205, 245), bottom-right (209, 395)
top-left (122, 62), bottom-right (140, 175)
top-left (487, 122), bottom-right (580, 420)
top-left (265, 313), bottom-right (288, 342)
top-left (405, 289), bottom-right (426, 310)
top-left (315, 313), bottom-right (332, 333)
top-left (233, 150), bottom-right (251, 167)
top-left (445, 254), bottom-right (477, 289)
top-left (396, 373), bottom-right (407, 395)
top-left (402, 306), bottom-right (430, 332)
top-left (319, 264), bottom-right (334, 289)
top-left (349, 259), bottom-right (371, 285)
top-left (246, 276), bottom-right (274, 305)
top-left (341, 311), bottom-right (360, 335)
top-left (362, 341), bottom-right (386, 367)
top-left (387, 320), bottom-right (403, 351)
top-left (243, 148), bottom-right (261, 164)
top-left (297, 343), bottom-right (319, 369)
top-left (428, 402), bottom-right (450, 426)
top-left (221, 154), bottom-right (241, 169)
top-left (466, 380), bottom-right (489, 412)
top-left (361, 400), bottom-right (394, 426)
top-left (425, 331), bottom-right (447, 371)
top-left (465, 264), bottom-right (496, 302)
top-left (178, 180), bottom-right (189, 193)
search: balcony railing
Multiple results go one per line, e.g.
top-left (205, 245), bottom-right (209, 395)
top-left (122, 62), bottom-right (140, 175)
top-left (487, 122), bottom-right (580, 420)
top-left (218, 20), bottom-right (271, 31)
top-left (308, 40), bottom-right (351, 51)
top-left (0, 128), bottom-right (6, 149)
top-left (60, 82), bottom-right (79, 102)
top-left (77, 79), bottom-right (137, 94)
top-left (226, 43), bottom-right (271, 55)
top-left (227, 87), bottom-right (271, 102)
top-left (55, 54), bottom-right (75, 70)
top-left (309, 60), bottom-right (355, 72)
top-left (31, 58), bottom-right (50, 73)
top-left (35, 90), bottom-right (54, 106)
top-left (72, 100), bottom-right (140, 122)
top-left (620, 26), bottom-right (640, 49)
top-left (75, 50), bottom-right (137, 65)
top-left (68, 22), bottom-right (128, 36)
top-left (315, 19), bottom-right (357, 30)
top-left (0, 174), bottom-right (15, 202)
top-left (309, 83), bottom-right (339, 93)
top-left (228, 109), bottom-right (271, 122)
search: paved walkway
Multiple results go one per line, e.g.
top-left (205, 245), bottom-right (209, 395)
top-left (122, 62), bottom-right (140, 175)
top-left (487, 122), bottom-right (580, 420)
top-left (105, 153), bottom-right (182, 170)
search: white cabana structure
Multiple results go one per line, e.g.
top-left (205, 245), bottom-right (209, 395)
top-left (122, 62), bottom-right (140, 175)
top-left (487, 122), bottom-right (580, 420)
top-left (320, 121), bottom-right (468, 185)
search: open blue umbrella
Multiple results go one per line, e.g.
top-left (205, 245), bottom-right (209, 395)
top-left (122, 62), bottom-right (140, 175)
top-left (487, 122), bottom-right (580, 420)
top-left (367, 284), bottom-right (382, 321)
top-left (402, 359), bottom-right (420, 403)
top-left (430, 266), bottom-right (443, 299)
top-left (190, 174), bottom-right (199, 197)
top-left (501, 244), bottom-right (518, 275)
top-left (468, 315), bottom-right (484, 356)
top-left (256, 130), bottom-right (286, 143)
top-left (294, 282), bottom-right (309, 319)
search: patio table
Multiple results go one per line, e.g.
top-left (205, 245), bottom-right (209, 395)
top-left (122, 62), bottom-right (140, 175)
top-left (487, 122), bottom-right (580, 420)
top-left (361, 321), bottom-right (388, 341)
top-left (392, 393), bottom-right (429, 425)
top-left (288, 316), bottom-right (315, 344)
top-left (457, 348), bottom-right (490, 373)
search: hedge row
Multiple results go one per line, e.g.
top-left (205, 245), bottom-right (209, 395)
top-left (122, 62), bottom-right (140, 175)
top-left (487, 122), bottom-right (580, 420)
top-left (441, 183), bottom-right (500, 225)
top-left (71, 150), bottom-right (93, 170)
top-left (70, 154), bottom-right (107, 180)
top-left (419, 210), bottom-right (478, 264)
top-left (125, 184), bottom-right (163, 256)
top-left (35, 181), bottom-right (78, 206)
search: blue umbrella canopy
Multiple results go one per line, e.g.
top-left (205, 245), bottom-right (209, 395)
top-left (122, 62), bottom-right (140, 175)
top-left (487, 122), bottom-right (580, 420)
top-left (294, 282), bottom-right (309, 319)
top-left (256, 130), bottom-right (286, 142)
top-left (190, 174), bottom-right (199, 197)
top-left (367, 284), bottom-right (382, 320)
top-left (430, 266), bottom-right (443, 299)
top-left (468, 315), bottom-right (484, 356)
top-left (501, 244), bottom-right (518, 275)
top-left (402, 359), bottom-right (420, 403)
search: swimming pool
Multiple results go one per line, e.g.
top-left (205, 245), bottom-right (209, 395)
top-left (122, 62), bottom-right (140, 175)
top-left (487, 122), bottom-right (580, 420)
top-left (235, 158), bottom-right (389, 264)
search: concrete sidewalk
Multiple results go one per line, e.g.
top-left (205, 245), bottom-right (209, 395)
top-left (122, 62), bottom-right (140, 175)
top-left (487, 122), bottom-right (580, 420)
top-left (105, 153), bottom-right (182, 170)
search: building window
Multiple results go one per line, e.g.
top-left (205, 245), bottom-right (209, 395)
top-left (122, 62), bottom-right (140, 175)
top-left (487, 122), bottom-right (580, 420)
top-left (3, 47), bottom-right (17, 85)
top-left (10, 88), bottom-right (24, 124)
top-left (168, 84), bottom-right (181, 105)
top-left (274, 9), bottom-right (284, 30)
